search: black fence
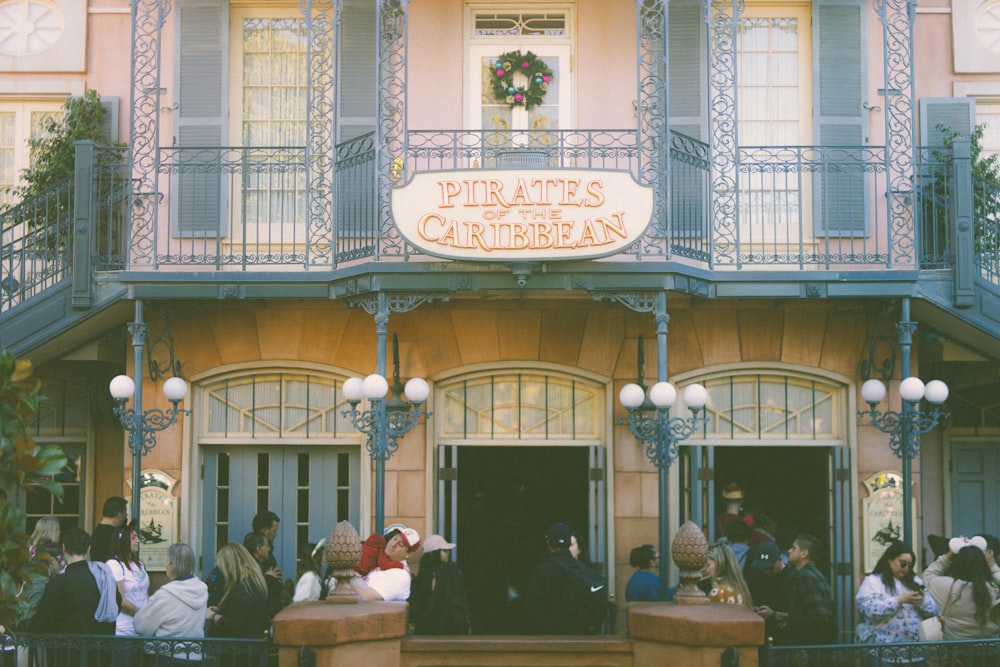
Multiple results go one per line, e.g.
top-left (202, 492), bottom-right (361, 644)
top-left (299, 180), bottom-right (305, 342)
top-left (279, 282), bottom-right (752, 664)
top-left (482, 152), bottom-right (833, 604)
top-left (0, 632), bottom-right (273, 666)
top-left (765, 637), bottom-right (1000, 666)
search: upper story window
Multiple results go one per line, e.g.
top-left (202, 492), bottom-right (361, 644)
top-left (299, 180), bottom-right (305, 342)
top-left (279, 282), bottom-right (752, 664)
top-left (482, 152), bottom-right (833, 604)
top-left (0, 100), bottom-right (60, 207)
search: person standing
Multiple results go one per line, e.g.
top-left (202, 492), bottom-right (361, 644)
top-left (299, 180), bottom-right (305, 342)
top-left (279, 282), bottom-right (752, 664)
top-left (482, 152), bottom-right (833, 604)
top-left (105, 519), bottom-right (150, 637)
top-left (243, 532), bottom-right (285, 619)
top-left (756, 533), bottom-right (835, 645)
top-left (922, 541), bottom-right (1000, 640)
top-left (91, 496), bottom-right (127, 563)
top-left (134, 543), bottom-right (209, 663)
top-left (355, 526), bottom-right (421, 601)
top-left (29, 516), bottom-right (65, 579)
top-left (855, 540), bottom-right (938, 645)
top-left (409, 534), bottom-right (471, 634)
top-left (704, 542), bottom-right (753, 608)
top-left (625, 545), bottom-right (660, 602)
top-left (28, 528), bottom-right (119, 634)
top-left (205, 543), bottom-right (269, 639)
top-left (525, 521), bottom-right (606, 634)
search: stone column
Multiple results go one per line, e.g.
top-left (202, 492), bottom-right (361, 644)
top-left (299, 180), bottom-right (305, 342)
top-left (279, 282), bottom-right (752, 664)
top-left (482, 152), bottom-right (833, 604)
top-left (629, 603), bottom-right (765, 666)
top-left (272, 601), bottom-right (407, 667)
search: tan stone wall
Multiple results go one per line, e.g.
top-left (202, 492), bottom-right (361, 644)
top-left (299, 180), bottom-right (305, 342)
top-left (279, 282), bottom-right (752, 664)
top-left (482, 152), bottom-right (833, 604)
top-left (125, 297), bottom-right (900, 597)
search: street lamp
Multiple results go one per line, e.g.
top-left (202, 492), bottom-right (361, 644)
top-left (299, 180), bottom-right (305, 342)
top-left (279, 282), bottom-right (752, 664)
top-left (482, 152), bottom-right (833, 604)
top-left (619, 377), bottom-right (708, 600)
top-left (859, 376), bottom-right (950, 545)
top-left (109, 372), bottom-right (189, 528)
top-left (342, 334), bottom-right (431, 534)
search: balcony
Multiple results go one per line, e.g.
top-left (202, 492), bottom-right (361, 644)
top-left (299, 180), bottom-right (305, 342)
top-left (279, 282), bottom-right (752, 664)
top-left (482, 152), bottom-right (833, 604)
top-left (2, 132), bottom-right (999, 352)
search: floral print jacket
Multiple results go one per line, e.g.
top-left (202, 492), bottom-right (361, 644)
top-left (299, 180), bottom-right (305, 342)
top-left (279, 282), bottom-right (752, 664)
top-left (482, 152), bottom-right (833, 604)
top-left (855, 573), bottom-right (939, 643)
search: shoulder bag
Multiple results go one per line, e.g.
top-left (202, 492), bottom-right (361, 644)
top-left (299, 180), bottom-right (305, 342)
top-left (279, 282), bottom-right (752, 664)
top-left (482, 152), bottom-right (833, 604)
top-left (919, 581), bottom-right (956, 642)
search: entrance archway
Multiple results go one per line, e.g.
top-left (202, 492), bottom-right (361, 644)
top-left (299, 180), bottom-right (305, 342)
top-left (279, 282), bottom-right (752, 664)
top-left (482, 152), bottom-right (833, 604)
top-left (457, 445), bottom-right (589, 634)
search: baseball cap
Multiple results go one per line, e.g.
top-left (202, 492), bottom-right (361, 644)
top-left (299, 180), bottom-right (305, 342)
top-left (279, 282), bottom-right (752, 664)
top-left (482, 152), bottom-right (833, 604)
top-left (722, 482), bottom-right (745, 500)
top-left (397, 527), bottom-right (421, 550)
top-left (747, 541), bottom-right (781, 571)
top-left (422, 534), bottom-right (456, 552)
top-left (545, 521), bottom-right (572, 548)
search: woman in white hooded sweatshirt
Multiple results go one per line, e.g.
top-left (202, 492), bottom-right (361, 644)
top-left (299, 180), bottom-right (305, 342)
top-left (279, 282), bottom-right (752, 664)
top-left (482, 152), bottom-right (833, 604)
top-left (134, 543), bottom-right (209, 663)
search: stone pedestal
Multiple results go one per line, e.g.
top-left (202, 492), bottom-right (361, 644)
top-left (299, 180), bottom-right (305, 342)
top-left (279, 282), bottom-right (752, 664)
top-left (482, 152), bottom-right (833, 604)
top-left (629, 602), bottom-right (765, 667)
top-left (272, 601), bottom-right (407, 667)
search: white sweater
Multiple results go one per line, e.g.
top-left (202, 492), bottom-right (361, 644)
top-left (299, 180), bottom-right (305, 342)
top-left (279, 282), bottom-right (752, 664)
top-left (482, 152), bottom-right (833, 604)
top-left (134, 576), bottom-right (209, 641)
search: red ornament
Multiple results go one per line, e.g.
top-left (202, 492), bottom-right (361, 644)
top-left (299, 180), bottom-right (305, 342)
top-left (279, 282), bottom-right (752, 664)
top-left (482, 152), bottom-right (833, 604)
top-left (496, 69), bottom-right (504, 77)
top-left (521, 61), bottom-right (529, 68)
top-left (514, 93), bottom-right (523, 102)
top-left (543, 75), bottom-right (551, 83)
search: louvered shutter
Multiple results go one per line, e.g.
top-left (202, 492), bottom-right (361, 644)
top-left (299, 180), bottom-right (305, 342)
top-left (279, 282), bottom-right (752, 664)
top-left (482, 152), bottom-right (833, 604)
top-left (175, 1), bottom-right (225, 237)
top-left (338, 0), bottom-right (376, 143)
top-left (919, 98), bottom-right (975, 147)
top-left (670, 0), bottom-right (707, 239)
top-left (814, 0), bottom-right (866, 236)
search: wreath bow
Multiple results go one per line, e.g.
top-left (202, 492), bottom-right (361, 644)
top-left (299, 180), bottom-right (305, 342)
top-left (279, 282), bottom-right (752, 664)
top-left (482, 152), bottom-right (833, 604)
top-left (490, 50), bottom-right (553, 110)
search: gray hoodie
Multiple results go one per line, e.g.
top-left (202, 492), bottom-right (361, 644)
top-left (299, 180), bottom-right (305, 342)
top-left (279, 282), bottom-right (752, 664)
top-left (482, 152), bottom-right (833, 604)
top-left (134, 576), bottom-right (209, 647)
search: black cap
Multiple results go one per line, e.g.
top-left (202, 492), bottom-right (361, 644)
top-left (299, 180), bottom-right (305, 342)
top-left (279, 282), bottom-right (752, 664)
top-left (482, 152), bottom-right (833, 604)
top-left (545, 521), bottom-right (571, 548)
top-left (747, 541), bottom-right (782, 571)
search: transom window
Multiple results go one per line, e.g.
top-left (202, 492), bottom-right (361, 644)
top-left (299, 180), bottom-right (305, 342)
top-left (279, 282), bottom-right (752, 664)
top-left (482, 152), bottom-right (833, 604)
top-left (685, 372), bottom-right (844, 444)
top-left (202, 372), bottom-right (357, 439)
top-left (439, 372), bottom-right (602, 443)
top-left (473, 11), bottom-right (567, 37)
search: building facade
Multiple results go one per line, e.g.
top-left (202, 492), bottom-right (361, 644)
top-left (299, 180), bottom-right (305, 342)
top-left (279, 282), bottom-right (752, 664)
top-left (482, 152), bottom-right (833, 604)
top-left (2, 0), bottom-right (1000, 638)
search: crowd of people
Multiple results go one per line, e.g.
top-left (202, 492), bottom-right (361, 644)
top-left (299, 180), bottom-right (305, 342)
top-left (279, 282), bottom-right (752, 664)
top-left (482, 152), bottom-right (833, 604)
top-left (15, 487), bottom-right (1000, 656)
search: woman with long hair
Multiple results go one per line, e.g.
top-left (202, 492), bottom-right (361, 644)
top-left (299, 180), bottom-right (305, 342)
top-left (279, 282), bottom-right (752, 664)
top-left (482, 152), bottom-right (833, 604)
top-left (922, 543), bottom-right (1000, 639)
top-left (704, 542), bottom-right (753, 608)
top-left (205, 543), bottom-right (269, 639)
top-left (855, 540), bottom-right (938, 645)
top-left (29, 516), bottom-right (65, 578)
top-left (105, 519), bottom-right (149, 637)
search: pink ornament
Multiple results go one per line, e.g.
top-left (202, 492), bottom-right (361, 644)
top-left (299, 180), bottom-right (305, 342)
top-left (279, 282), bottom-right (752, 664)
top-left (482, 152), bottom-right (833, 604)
top-left (496, 69), bottom-right (505, 77)
top-left (521, 61), bottom-right (529, 68)
top-left (514, 93), bottom-right (523, 102)
top-left (543, 75), bottom-right (551, 83)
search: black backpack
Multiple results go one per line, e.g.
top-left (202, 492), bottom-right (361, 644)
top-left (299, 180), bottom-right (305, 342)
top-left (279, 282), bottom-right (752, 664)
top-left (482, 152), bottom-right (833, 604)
top-left (552, 557), bottom-right (608, 633)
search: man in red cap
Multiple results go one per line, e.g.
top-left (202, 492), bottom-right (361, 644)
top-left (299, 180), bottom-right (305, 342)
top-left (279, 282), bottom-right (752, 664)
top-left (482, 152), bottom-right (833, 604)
top-left (356, 525), bottom-right (421, 601)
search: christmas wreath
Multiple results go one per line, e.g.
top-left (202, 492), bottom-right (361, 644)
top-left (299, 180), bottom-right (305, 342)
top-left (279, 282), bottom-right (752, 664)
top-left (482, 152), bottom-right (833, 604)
top-left (489, 50), bottom-right (553, 110)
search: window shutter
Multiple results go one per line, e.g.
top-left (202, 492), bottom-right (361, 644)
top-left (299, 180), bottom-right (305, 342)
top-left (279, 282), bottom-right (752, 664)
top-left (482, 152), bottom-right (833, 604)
top-left (919, 97), bottom-right (975, 147)
top-left (669, 0), bottom-right (707, 239)
top-left (338, 1), bottom-right (376, 143)
top-left (814, 1), bottom-right (866, 236)
top-left (175, 0), bottom-right (226, 237)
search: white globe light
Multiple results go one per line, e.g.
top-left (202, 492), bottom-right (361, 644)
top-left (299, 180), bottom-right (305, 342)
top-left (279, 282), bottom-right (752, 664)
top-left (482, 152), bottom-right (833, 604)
top-left (899, 377), bottom-right (925, 403)
top-left (342, 377), bottom-right (365, 402)
top-left (163, 377), bottom-right (188, 402)
top-left (682, 383), bottom-right (709, 410)
top-left (619, 383), bottom-right (646, 409)
top-left (404, 377), bottom-right (430, 404)
top-left (860, 379), bottom-right (886, 405)
top-left (362, 373), bottom-right (389, 400)
top-left (109, 375), bottom-right (135, 400)
top-left (648, 382), bottom-right (677, 408)
top-left (924, 379), bottom-right (949, 405)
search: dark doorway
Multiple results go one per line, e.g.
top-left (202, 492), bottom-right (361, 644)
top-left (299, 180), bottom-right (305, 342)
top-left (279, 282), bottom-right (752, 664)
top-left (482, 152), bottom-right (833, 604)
top-left (713, 446), bottom-right (829, 551)
top-left (456, 446), bottom-right (589, 634)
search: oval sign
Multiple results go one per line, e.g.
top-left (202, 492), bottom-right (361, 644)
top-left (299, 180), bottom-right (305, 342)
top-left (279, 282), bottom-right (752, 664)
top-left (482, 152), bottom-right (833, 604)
top-left (391, 169), bottom-right (654, 261)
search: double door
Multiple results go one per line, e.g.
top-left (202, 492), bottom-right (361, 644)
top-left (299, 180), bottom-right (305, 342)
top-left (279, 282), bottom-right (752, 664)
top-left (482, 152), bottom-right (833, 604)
top-left (201, 445), bottom-right (360, 582)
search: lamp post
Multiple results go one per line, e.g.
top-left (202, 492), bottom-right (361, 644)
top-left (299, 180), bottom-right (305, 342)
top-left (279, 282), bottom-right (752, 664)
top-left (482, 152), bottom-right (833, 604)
top-left (859, 376), bottom-right (949, 546)
top-left (619, 375), bottom-right (708, 601)
top-left (109, 372), bottom-right (189, 535)
top-left (343, 334), bottom-right (431, 534)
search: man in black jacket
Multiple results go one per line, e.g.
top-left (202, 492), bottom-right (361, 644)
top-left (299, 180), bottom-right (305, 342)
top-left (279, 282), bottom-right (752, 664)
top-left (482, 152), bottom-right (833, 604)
top-left (525, 521), bottom-right (604, 634)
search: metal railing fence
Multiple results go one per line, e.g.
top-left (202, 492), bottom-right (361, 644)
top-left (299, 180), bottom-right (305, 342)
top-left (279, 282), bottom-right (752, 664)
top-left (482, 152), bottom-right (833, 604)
top-left (1, 632), bottom-right (273, 666)
top-left (765, 637), bottom-right (1000, 666)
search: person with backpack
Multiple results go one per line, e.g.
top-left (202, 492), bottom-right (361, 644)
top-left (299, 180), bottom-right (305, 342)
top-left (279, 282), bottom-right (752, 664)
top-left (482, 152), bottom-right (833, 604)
top-left (409, 535), bottom-right (471, 634)
top-left (525, 521), bottom-right (607, 634)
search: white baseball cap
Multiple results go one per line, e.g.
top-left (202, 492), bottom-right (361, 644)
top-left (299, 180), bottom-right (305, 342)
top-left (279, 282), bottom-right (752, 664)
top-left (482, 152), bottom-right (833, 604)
top-left (422, 534), bottom-right (456, 552)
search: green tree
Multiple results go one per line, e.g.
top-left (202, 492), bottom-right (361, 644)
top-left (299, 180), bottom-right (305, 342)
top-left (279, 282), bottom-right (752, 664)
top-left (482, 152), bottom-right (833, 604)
top-left (0, 350), bottom-right (68, 627)
top-left (11, 90), bottom-right (126, 204)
